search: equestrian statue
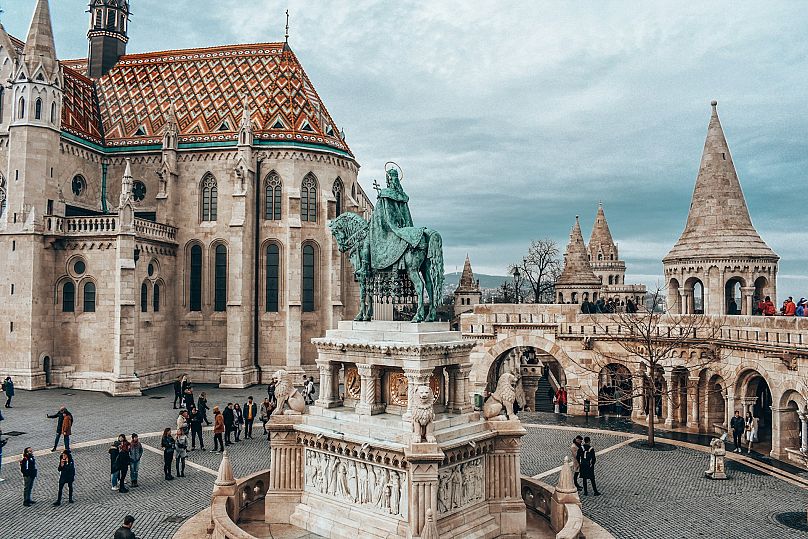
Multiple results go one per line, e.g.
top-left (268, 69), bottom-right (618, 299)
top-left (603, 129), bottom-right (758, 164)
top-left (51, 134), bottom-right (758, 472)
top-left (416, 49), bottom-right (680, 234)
top-left (329, 163), bottom-right (444, 322)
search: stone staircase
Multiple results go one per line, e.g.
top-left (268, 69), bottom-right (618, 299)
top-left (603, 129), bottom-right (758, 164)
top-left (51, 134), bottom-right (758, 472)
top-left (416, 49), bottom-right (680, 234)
top-left (534, 376), bottom-right (555, 412)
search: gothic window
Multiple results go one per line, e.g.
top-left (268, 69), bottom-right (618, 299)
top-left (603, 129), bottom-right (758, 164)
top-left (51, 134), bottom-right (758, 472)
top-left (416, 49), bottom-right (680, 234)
top-left (351, 183), bottom-right (356, 199)
top-left (153, 283), bottom-right (160, 312)
top-left (333, 178), bottom-right (343, 217)
top-left (266, 243), bottom-right (280, 312)
top-left (140, 282), bottom-right (148, 312)
top-left (72, 175), bottom-right (86, 197)
top-left (0, 88), bottom-right (5, 122)
top-left (73, 260), bottom-right (86, 275)
top-left (265, 172), bottom-right (282, 220)
top-left (597, 253), bottom-right (603, 261)
top-left (108, 10), bottom-right (117, 28)
top-left (132, 181), bottom-right (146, 202)
top-left (189, 245), bottom-right (202, 311)
top-left (83, 282), bottom-right (96, 313)
top-left (18, 97), bottom-right (25, 119)
top-left (62, 281), bottom-right (75, 312)
top-left (302, 244), bottom-right (316, 312)
top-left (94, 9), bottom-right (103, 28)
top-left (0, 185), bottom-right (6, 219)
top-left (608, 276), bottom-right (613, 285)
top-left (50, 102), bottom-right (56, 123)
top-left (200, 174), bottom-right (218, 221)
top-left (214, 244), bottom-right (227, 312)
top-left (35, 98), bottom-right (42, 120)
top-left (300, 174), bottom-right (317, 222)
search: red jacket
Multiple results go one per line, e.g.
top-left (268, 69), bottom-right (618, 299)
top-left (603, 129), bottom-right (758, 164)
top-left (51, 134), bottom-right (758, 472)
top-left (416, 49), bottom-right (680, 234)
top-left (763, 300), bottom-right (776, 316)
top-left (784, 301), bottom-right (796, 316)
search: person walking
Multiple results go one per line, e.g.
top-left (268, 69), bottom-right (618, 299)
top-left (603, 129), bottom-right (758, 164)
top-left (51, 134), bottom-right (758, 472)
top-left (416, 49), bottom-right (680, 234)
top-left (173, 376), bottom-right (183, 409)
top-left (212, 406), bottom-right (225, 453)
top-left (576, 436), bottom-right (600, 496)
top-left (161, 428), bottom-right (176, 480)
top-left (197, 392), bottom-right (211, 425)
top-left (53, 450), bottom-right (75, 506)
top-left (267, 380), bottom-right (276, 405)
top-left (116, 436), bottom-right (131, 493)
top-left (730, 410), bottom-right (745, 453)
top-left (243, 397), bottom-right (257, 439)
top-left (259, 397), bottom-right (273, 435)
top-left (745, 412), bottom-right (759, 454)
top-left (175, 428), bottom-right (188, 477)
top-left (48, 406), bottom-right (73, 452)
top-left (233, 403), bottom-right (244, 442)
top-left (223, 403), bottom-right (235, 446)
top-left (189, 406), bottom-right (204, 451)
top-left (570, 436), bottom-right (583, 491)
top-left (109, 436), bottom-right (122, 490)
top-left (3, 376), bottom-right (15, 408)
top-left (129, 433), bottom-right (143, 487)
top-left (114, 515), bottom-right (136, 539)
top-left (20, 447), bottom-right (37, 506)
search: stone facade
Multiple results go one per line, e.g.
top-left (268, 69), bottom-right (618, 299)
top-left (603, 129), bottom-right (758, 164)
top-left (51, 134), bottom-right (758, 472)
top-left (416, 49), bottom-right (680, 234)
top-left (0, 0), bottom-right (371, 394)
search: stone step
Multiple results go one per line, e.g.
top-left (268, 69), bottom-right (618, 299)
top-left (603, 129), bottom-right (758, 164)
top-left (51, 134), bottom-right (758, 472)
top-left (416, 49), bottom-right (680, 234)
top-left (438, 505), bottom-right (499, 539)
top-left (434, 421), bottom-right (490, 445)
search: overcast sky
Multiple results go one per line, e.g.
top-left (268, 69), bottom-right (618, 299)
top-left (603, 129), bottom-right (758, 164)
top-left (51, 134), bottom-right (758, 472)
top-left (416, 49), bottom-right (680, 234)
top-left (5, 1), bottom-right (808, 296)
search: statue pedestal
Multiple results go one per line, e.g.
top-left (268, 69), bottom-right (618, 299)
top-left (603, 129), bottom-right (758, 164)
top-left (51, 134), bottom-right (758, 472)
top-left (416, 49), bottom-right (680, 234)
top-left (266, 321), bottom-right (527, 539)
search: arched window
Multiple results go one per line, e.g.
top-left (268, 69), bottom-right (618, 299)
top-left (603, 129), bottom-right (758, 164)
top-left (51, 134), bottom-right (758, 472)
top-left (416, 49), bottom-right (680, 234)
top-left (0, 88), bottom-right (4, 123)
top-left (153, 283), bottom-right (161, 312)
top-left (108, 10), bottom-right (117, 28)
top-left (62, 281), bottom-right (75, 312)
top-left (0, 185), bottom-right (6, 219)
top-left (266, 244), bottom-right (280, 312)
top-left (140, 282), bottom-right (148, 312)
top-left (302, 244), bottom-right (316, 312)
top-left (18, 97), bottom-right (25, 119)
top-left (50, 102), bottom-right (56, 123)
top-left (265, 172), bottom-right (281, 220)
top-left (83, 282), bottom-right (96, 312)
top-left (300, 174), bottom-right (317, 222)
top-left (189, 245), bottom-right (202, 311)
top-left (94, 9), bottom-right (103, 28)
top-left (597, 253), bottom-right (603, 261)
top-left (214, 244), bottom-right (227, 312)
top-left (333, 178), bottom-right (343, 217)
top-left (608, 276), bottom-right (613, 285)
top-left (200, 174), bottom-right (218, 221)
top-left (34, 98), bottom-right (42, 120)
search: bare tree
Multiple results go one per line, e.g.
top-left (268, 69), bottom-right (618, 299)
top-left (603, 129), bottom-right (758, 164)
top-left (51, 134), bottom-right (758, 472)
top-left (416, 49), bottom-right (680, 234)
top-left (570, 286), bottom-right (728, 447)
top-left (494, 281), bottom-right (517, 304)
top-left (512, 239), bottom-right (562, 303)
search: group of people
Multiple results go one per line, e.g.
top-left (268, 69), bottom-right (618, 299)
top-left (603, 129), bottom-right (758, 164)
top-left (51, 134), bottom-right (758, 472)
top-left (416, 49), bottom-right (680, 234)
top-left (569, 435), bottom-right (601, 496)
top-left (580, 297), bottom-right (639, 314)
top-left (729, 410), bottom-right (760, 454)
top-left (750, 295), bottom-right (808, 316)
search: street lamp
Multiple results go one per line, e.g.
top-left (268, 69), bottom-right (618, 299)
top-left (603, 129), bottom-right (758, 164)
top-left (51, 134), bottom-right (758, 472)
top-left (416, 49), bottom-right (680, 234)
top-left (512, 266), bottom-right (520, 304)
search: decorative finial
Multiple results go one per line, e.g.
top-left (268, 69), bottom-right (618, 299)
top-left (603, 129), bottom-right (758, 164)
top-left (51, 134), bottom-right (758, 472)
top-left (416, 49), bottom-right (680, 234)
top-left (711, 99), bottom-right (717, 108)
top-left (285, 10), bottom-right (290, 44)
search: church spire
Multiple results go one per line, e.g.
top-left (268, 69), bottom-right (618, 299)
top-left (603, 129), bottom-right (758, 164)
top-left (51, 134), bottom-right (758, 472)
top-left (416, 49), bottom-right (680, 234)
top-left (588, 202), bottom-right (617, 260)
top-left (664, 101), bottom-right (777, 262)
top-left (556, 216), bottom-right (601, 287)
top-left (23, 0), bottom-right (58, 75)
top-left (458, 254), bottom-right (477, 291)
top-left (88, 0), bottom-right (130, 78)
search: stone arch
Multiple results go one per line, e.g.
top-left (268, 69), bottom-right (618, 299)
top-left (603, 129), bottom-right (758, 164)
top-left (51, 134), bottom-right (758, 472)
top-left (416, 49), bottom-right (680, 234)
top-left (734, 367), bottom-right (773, 444)
top-left (40, 352), bottom-right (52, 386)
top-left (598, 363), bottom-right (632, 416)
top-left (667, 278), bottom-right (681, 314)
top-left (777, 389), bottom-right (806, 454)
top-left (700, 370), bottom-right (727, 431)
top-left (684, 276), bottom-right (704, 314)
top-left (724, 276), bottom-right (745, 315)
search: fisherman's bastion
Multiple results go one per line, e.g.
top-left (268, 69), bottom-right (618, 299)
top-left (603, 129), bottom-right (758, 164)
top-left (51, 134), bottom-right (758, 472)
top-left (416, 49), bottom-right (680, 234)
top-left (0, 2), bottom-right (806, 539)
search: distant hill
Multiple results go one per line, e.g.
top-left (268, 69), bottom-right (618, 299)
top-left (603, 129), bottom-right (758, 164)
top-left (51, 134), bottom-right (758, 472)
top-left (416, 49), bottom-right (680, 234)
top-left (444, 272), bottom-right (509, 292)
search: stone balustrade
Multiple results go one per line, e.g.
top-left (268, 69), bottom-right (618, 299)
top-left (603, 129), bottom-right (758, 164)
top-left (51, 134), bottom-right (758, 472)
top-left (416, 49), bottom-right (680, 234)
top-left (42, 214), bottom-right (178, 244)
top-left (134, 217), bottom-right (178, 242)
top-left (520, 476), bottom-right (585, 539)
top-left (208, 469), bottom-right (270, 539)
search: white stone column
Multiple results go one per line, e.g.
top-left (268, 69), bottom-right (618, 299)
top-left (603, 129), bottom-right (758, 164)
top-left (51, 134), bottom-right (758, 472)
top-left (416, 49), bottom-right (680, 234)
top-left (315, 362), bottom-right (341, 408)
top-left (448, 365), bottom-right (473, 414)
top-left (355, 363), bottom-right (384, 415)
top-left (741, 286), bottom-right (755, 315)
top-left (664, 372), bottom-right (676, 427)
top-left (687, 376), bottom-right (699, 429)
top-left (799, 410), bottom-right (808, 452)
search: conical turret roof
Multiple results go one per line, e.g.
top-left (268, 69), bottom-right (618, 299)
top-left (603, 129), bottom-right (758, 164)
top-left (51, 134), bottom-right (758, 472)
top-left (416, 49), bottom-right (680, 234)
top-left (23, 0), bottom-right (57, 75)
top-left (457, 255), bottom-right (478, 291)
top-left (665, 102), bottom-right (778, 263)
top-left (588, 203), bottom-right (617, 260)
top-left (556, 217), bottom-right (601, 287)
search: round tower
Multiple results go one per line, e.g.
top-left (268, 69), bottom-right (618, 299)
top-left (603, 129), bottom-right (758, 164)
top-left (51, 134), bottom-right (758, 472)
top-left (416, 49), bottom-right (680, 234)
top-left (555, 216), bottom-right (602, 305)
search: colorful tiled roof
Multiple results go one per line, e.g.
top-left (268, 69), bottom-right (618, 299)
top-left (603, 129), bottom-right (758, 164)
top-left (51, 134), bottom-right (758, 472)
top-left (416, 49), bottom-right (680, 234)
top-left (62, 66), bottom-right (104, 144)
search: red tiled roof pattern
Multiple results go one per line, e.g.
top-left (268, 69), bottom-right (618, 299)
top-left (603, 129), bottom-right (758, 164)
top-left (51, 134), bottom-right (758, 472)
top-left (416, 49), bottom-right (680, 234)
top-left (62, 65), bottom-right (104, 144)
top-left (91, 43), bottom-right (350, 153)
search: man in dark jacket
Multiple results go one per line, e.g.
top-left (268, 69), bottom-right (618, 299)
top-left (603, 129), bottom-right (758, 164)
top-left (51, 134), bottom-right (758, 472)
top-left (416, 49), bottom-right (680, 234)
top-left (48, 406), bottom-right (73, 452)
top-left (173, 379), bottom-right (182, 409)
top-left (113, 515), bottom-right (136, 539)
top-left (54, 450), bottom-right (75, 505)
top-left (189, 406), bottom-right (204, 450)
top-left (730, 410), bottom-right (745, 453)
top-left (576, 436), bottom-right (600, 496)
top-left (243, 397), bottom-right (258, 439)
top-left (223, 403), bottom-right (235, 446)
top-left (3, 376), bottom-right (14, 408)
top-left (20, 447), bottom-right (37, 506)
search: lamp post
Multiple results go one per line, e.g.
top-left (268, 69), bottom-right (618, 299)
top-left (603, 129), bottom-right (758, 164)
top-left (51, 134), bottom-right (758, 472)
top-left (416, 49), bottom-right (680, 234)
top-left (512, 266), bottom-right (520, 304)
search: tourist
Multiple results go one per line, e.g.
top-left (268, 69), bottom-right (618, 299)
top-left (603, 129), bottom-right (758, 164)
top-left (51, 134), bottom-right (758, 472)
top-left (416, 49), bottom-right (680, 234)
top-left (20, 446), bottom-right (37, 506)
top-left (181, 374), bottom-right (190, 394)
top-left (260, 397), bottom-right (273, 434)
top-left (243, 397), bottom-right (257, 439)
top-left (267, 380), bottom-right (276, 404)
top-left (728, 299), bottom-right (738, 315)
top-left (173, 376), bottom-right (183, 409)
top-left (161, 428), bottom-right (175, 480)
top-left (576, 436), bottom-right (600, 496)
top-left (557, 386), bottom-right (568, 414)
top-left (189, 406), bottom-right (204, 450)
top-left (233, 403), bottom-right (244, 442)
top-left (175, 428), bottom-right (188, 477)
top-left (305, 376), bottom-right (316, 404)
top-left (782, 297), bottom-right (796, 316)
top-left (223, 403), bottom-right (235, 445)
top-left (113, 515), bottom-right (136, 539)
top-left (552, 392), bottom-right (560, 414)
top-left (0, 428), bottom-right (7, 482)
top-left (626, 298), bottom-right (637, 313)
top-left (198, 392), bottom-right (211, 425)
top-left (797, 298), bottom-right (807, 317)
top-left (3, 376), bottom-right (14, 407)
top-left (48, 406), bottom-right (73, 452)
top-left (570, 436), bottom-right (583, 491)
top-left (116, 436), bottom-right (131, 492)
top-left (183, 385), bottom-right (195, 411)
top-left (53, 450), bottom-right (75, 506)
top-left (109, 435), bottom-right (122, 490)
top-left (129, 433), bottom-right (143, 487)
top-left (745, 412), bottom-right (758, 454)
top-left (730, 410), bottom-right (745, 452)
top-left (761, 296), bottom-right (776, 316)
top-left (176, 409), bottom-right (189, 435)
top-left (212, 406), bottom-right (225, 453)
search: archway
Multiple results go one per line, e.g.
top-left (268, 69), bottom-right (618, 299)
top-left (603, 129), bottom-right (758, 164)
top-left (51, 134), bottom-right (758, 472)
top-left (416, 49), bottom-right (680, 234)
top-left (43, 356), bottom-right (52, 386)
top-left (671, 367), bottom-right (690, 425)
top-left (705, 373), bottom-right (726, 430)
top-left (753, 276), bottom-right (768, 314)
top-left (691, 280), bottom-right (704, 314)
top-left (778, 390), bottom-right (805, 454)
top-left (724, 277), bottom-right (743, 315)
top-left (738, 371), bottom-right (773, 448)
top-left (598, 363), bottom-right (632, 417)
top-left (668, 278), bottom-right (681, 314)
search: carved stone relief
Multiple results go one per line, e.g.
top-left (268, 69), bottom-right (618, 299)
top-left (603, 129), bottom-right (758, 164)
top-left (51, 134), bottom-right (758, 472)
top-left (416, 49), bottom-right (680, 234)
top-left (387, 371), bottom-right (443, 406)
top-left (304, 448), bottom-right (408, 519)
top-left (437, 457), bottom-right (484, 515)
top-left (344, 366), bottom-right (361, 400)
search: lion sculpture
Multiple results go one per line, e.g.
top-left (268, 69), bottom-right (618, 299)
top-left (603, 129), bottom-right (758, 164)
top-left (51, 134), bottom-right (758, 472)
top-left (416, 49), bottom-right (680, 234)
top-left (482, 372), bottom-right (519, 421)
top-left (272, 369), bottom-right (307, 415)
top-left (411, 385), bottom-right (436, 443)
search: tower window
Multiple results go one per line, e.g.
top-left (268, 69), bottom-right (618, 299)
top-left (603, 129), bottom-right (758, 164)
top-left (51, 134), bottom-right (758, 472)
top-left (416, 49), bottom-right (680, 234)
top-left (189, 245), bottom-right (202, 311)
top-left (62, 282), bottom-right (75, 313)
top-left (72, 175), bottom-right (87, 197)
top-left (140, 282), bottom-right (148, 313)
top-left (83, 282), bottom-right (96, 313)
top-left (302, 244), bottom-right (316, 312)
top-left (200, 174), bottom-right (218, 221)
top-left (18, 97), bottom-right (25, 119)
top-left (265, 172), bottom-right (282, 220)
top-left (300, 174), bottom-right (317, 222)
top-left (266, 244), bottom-right (280, 312)
top-left (94, 10), bottom-right (103, 28)
top-left (132, 181), bottom-right (146, 202)
top-left (153, 283), bottom-right (160, 312)
top-left (108, 10), bottom-right (117, 28)
top-left (34, 98), bottom-right (42, 120)
top-left (333, 178), bottom-right (343, 217)
top-left (51, 102), bottom-right (56, 123)
top-left (214, 244), bottom-right (227, 312)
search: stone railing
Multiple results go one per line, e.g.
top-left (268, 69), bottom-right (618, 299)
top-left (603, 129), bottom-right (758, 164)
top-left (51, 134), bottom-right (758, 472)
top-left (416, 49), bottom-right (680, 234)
top-left (134, 217), bottom-right (178, 243)
top-left (42, 215), bottom-right (178, 244)
top-left (208, 468), bottom-right (270, 539)
top-left (521, 476), bottom-right (584, 539)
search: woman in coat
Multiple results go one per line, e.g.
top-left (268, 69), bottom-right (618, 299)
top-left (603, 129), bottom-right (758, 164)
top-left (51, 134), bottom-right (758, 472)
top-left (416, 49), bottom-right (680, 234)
top-left (745, 412), bottom-right (759, 453)
top-left (115, 438), bottom-right (131, 493)
top-left (197, 392), bottom-right (211, 425)
top-left (212, 407), bottom-right (225, 453)
top-left (109, 436), bottom-right (121, 490)
top-left (576, 436), bottom-right (601, 496)
top-left (161, 428), bottom-right (175, 480)
top-left (53, 450), bottom-right (75, 506)
top-left (175, 428), bottom-right (188, 477)
top-left (233, 403), bottom-right (244, 442)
